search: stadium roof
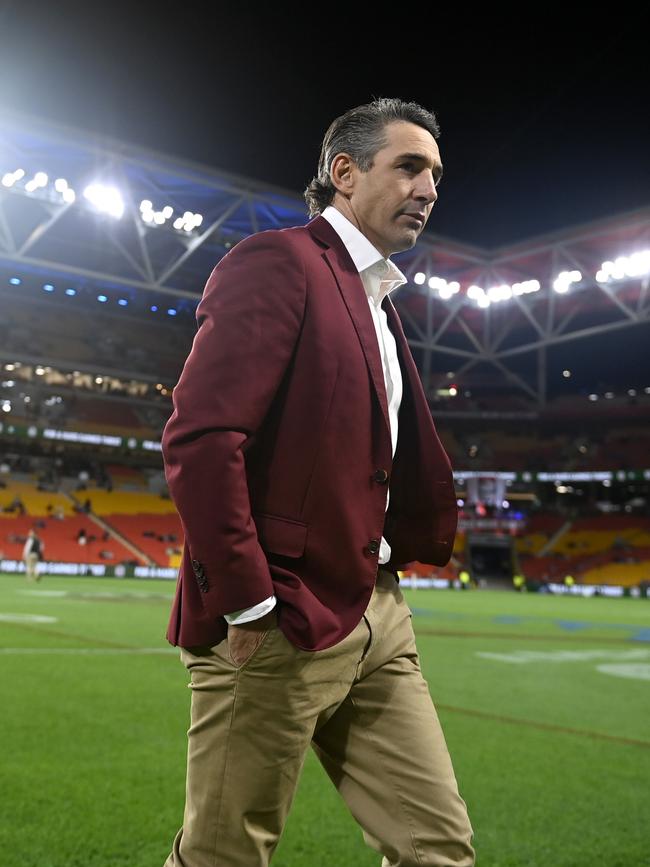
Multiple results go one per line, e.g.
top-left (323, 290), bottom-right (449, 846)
top-left (1, 111), bottom-right (649, 409)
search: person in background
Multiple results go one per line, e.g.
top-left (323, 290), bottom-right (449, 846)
top-left (512, 573), bottom-right (526, 592)
top-left (23, 529), bottom-right (44, 582)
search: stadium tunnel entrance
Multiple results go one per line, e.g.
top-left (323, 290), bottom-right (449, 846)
top-left (466, 534), bottom-right (514, 588)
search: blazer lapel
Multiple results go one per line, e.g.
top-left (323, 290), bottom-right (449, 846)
top-left (384, 292), bottom-right (431, 449)
top-left (307, 216), bottom-right (392, 440)
top-left (383, 293), bottom-right (418, 402)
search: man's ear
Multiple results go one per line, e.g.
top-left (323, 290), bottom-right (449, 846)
top-left (330, 153), bottom-right (356, 196)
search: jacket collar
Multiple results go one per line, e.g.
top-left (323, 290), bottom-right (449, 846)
top-left (307, 214), bottom-right (412, 442)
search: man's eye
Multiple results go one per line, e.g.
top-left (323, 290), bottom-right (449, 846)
top-left (400, 164), bottom-right (415, 172)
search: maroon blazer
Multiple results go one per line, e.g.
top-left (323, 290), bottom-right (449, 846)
top-left (161, 215), bottom-right (457, 651)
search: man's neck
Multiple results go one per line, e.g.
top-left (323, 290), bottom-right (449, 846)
top-left (328, 199), bottom-right (390, 259)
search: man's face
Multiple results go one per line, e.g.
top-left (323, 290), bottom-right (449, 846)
top-left (335, 121), bottom-right (442, 258)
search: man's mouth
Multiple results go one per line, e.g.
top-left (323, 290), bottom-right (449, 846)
top-left (400, 212), bottom-right (425, 226)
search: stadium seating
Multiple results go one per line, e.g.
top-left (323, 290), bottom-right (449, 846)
top-left (0, 478), bottom-right (175, 566)
top-left (103, 513), bottom-right (183, 567)
top-left (0, 481), bottom-right (76, 517)
top-left (79, 488), bottom-right (177, 516)
top-left (549, 515), bottom-right (650, 556)
top-left (0, 513), bottom-right (145, 565)
top-left (516, 514), bottom-right (650, 585)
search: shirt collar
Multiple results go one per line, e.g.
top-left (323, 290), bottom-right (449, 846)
top-left (321, 205), bottom-right (407, 304)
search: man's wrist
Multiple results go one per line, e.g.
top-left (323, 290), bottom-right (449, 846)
top-left (228, 610), bottom-right (277, 631)
top-left (223, 594), bottom-right (277, 625)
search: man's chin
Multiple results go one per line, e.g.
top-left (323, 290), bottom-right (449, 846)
top-left (392, 230), bottom-right (419, 254)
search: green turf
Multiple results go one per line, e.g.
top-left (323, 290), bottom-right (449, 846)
top-left (0, 573), bottom-right (648, 866)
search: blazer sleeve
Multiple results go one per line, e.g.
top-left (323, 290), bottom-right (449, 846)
top-left (161, 231), bottom-right (306, 618)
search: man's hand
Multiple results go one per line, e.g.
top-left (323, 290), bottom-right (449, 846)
top-left (227, 610), bottom-right (277, 666)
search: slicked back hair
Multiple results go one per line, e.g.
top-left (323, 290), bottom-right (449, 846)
top-left (304, 97), bottom-right (441, 218)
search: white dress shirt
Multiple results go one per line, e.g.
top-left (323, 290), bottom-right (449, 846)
top-left (224, 205), bottom-right (406, 624)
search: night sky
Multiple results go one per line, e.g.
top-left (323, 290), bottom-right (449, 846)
top-left (0, 2), bottom-right (648, 249)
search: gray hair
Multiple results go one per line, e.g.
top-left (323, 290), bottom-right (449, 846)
top-left (304, 97), bottom-right (441, 218)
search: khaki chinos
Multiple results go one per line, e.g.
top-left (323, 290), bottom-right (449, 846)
top-left (164, 567), bottom-right (475, 866)
top-left (24, 552), bottom-right (39, 582)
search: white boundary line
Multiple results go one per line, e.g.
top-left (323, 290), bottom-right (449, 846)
top-left (0, 647), bottom-right (178, 654)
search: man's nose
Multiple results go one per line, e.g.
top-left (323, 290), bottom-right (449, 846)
top-left (415, 172), bottom-right (438, 205)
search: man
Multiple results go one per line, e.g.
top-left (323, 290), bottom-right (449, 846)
top-left (161, 97), bottom-right (475, 866)
top-left (23, 528), bottom-right (44, 582)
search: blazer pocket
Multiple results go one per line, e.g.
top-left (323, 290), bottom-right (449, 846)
top-left (253, 512), bottom-right (308, 558)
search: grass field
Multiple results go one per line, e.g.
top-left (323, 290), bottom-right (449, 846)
top-left (1, 572), bottom-right (648, 867)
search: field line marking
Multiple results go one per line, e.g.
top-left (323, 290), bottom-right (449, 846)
top-left (0, 620), bottom-right (163, 649)
top-left (0, 647), bottom-right (177, 655)
top-left (436, 703), bottom-right (650, 748)
top-left (417, 628), bottom-right (640, 644)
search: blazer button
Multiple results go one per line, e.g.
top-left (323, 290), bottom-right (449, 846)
top-left (366, 539), bottom-right (380, 556)
top-left (372, 469), bottom-right (389, 484)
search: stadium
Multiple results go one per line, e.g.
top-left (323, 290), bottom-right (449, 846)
top-left (1, 19), bottom-right (648, 867)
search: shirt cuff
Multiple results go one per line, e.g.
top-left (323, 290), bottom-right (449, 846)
top-left (223, 594), bottom-right (277, 625)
